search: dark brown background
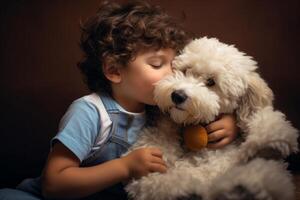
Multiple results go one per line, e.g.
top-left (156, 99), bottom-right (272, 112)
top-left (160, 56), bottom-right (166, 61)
top-left (0, 0), bottom-right (299, 188)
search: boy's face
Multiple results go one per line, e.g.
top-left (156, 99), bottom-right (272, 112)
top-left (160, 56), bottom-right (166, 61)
top-left (117, 48), bottom-right (175, 111)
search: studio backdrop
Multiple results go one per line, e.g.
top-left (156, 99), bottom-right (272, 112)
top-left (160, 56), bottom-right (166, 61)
top-left (0, 0), bottom-right (299, 188)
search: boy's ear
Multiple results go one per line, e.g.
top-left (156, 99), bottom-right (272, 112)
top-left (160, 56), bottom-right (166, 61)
top-left (102, 62), bottom-right (122, 83)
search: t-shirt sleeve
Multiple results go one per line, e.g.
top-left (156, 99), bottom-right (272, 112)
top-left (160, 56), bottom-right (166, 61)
top-left (51, 98), bottom-right (100, 162)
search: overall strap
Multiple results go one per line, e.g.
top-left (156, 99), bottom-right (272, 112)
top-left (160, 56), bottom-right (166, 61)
top-left (99, 92), bottom-right (131, 149)
top-left (81, 93), bottom-right (130, 166)
top-left (108, 113), bottom-right (132, 149)
top-left (100, 92), bottom-right (120, 114)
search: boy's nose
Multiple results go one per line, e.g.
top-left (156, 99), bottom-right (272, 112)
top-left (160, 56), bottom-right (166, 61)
top-left (171, 90), bottom-right (187, 105)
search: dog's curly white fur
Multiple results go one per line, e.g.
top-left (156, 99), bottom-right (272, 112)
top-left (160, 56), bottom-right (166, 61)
top-left (125, 37), bottom-right (299, 200)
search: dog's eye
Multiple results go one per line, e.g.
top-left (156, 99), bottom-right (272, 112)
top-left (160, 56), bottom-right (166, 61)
top-left (206, 78), bottom-right (215, 87)
top-left (182, 67), bottom-right (190, 74)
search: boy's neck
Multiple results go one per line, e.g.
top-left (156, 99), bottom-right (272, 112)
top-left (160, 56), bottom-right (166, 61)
top-left (111, 90), bottom-right (145, 113)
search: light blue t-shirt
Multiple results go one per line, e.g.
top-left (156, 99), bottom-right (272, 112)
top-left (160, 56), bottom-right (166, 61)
top-left (52, 94), bottom-right (146, 163)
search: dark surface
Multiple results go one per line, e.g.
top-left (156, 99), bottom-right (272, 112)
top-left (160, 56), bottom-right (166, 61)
top-left (295, 175), bottom-right (300, 200)
top-left (0, 0), bottom-right (299, 188)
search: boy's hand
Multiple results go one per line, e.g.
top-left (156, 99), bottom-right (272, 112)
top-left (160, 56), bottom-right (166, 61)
top-left (206, 114), bottom-right (239, 149)
top-left (121, 147), bottom-right (167, 179)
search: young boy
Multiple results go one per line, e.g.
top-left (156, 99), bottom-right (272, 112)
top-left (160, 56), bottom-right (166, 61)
top-left (0, 1), bottom-right (238, 200)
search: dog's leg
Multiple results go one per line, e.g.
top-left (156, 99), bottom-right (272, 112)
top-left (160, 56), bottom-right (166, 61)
top-left (126, 169), bottom-right (206, 200)
top-left (209, 158), bottom-right (295, 200)
top-left (214, 185), bottom-right (255, 200)
top-left (239, 107), bottom-right (298, 163)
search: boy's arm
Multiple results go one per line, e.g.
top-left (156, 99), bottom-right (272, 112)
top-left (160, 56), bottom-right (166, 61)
top-left (42, 141), bottom-right (128, 199)
top-left (42, 141), bottom-right (166, 199)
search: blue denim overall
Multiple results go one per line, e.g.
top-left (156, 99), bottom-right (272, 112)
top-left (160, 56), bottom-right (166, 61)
top-left (80, 93), bottom-right (143, 200)
top-left (0, 93), bottom-right (144, 200)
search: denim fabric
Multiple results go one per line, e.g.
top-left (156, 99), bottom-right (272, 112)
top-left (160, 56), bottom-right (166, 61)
top-left (81, 93), bottom-right (141, 199)
top-left (0, 188), bottom-right (41, 200)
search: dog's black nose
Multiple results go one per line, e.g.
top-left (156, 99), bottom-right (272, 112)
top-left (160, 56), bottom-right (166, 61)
top-left (171, 90), bottom-right (188, 105)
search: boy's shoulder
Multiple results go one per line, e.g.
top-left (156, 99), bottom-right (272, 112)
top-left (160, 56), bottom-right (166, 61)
top-left (81, 93), bottom-right (102, 105)
top-left (71, 93), bottom-right (108, 116)
top-left (71, 93), bottom-right (111, 125)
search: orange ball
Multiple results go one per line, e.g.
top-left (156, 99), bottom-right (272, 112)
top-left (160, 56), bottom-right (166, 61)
top-left (183, 125), bottom-right (208, 151)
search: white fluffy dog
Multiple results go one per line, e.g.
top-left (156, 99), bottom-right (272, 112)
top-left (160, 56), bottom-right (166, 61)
top-left (125, 37), bottom-right (299, 200)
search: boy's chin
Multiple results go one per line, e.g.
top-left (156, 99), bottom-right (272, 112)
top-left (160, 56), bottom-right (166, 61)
top-left (144, 98), bottom-right (157, 106)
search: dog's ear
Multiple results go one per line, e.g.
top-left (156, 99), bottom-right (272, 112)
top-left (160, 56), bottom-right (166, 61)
top-left (237, 72), bottom-right (274, 123)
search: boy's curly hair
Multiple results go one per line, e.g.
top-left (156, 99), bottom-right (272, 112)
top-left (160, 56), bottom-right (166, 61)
top-left (78, 0), bottom-right (190, 94)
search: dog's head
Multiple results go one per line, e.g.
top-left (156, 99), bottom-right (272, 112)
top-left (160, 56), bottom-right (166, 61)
top-left (154, 37), bottom-right (273, 125)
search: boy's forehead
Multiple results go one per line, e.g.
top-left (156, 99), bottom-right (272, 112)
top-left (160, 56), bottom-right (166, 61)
top-left (137, 48), bottom-right (176, 58)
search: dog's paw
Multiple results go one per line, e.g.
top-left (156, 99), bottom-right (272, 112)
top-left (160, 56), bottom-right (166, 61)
top-left (214, 185), bottom-right (255, 200)
top-left (239, 141), bottom-right (290, 163)
top-left (176, 194), bottom-right (202, 200)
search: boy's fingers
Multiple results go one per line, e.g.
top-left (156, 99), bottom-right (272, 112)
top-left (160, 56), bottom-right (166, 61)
top-left (149, 148), bottom-right (163, 157)
top-left (207, 138), bottom-right (230, 149)
top-left (149, 163), bottom-right (167, 173)
top-left (205, 121), bottom-right (223, 133)
top-left (151, 156), bottom-right (166, 167)
top-left (208, 130), bottom-right (225, 142)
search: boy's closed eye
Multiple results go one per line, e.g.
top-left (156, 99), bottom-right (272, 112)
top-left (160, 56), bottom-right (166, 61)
top-left (146, 51), bottom-right (175, 69)
top-left (148, 58), bottom-right (163, 68)
top-left (148, 59), bottom-right (174, 69)
top-left (150, 63), bottom-right (163, 68)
